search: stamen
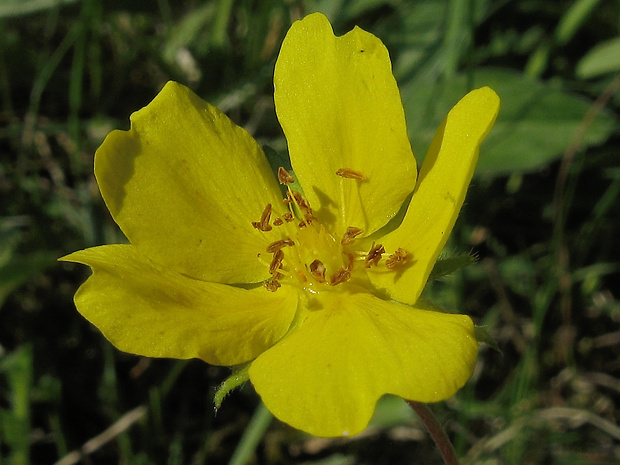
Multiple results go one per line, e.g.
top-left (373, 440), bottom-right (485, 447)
top-left (345, 252), bottom-right (355, 272)
top-left (278, 167), bottom-right (295, 184)
top-left (336, 168), bottom-right (366, 180)
top-left (364, 242), bottom-right (385, 268)
top-left (266, 238), bottom-right (294, 253)
top-left (269, 249), bottom-right (284, 274)
top-left (283, 212), bottom-right (294, 222)
top-left (341, 226), bottom-right (364, 245)
top-left (264, 276), bottom-right (281, 292)
top-left (329, 267), bottom-right (351, 286)
top-left (301, 212), bottom-right (314, 226)
top-left (309, 259), bottom-right (327, 283)
top-left (285, 190), bottom-right (312, 214)
top-left (273, 217), bottom-right (284, 226)
top-left (252, 204), bottom-right (273, 231)
top-left (385, 248), bottom-right (408, 269)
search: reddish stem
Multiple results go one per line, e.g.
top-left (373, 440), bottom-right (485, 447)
top-left (407, 401), bottom-right (459, 465)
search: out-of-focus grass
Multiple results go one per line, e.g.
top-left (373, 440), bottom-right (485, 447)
top-left (0, 0), bottom-right (619, 464)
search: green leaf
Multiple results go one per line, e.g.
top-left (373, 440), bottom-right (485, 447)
top-left (0, 0), bottom-right (78, 18)
top-left (577, 37), bottom-right (620, 79)
top-left (0, 252), bottom-right (57, 308)
top-left (0, 346), bottom-right (33, 465)
top-left (401, 68), bottom-right (618, 177)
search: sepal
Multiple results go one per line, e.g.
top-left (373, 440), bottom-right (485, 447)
top-left (214, 364), bottom-right (250, 410)
top-left (429, 253), bottom-right (477, 281)
top-left (474, 325), bottom-right (501, 353)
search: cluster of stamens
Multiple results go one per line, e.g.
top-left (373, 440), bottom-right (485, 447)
top-left (253, 167), bottom-right (409, 292)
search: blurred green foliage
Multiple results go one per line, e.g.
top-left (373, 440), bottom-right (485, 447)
top-left (0, 0), bottom-right (619, 464)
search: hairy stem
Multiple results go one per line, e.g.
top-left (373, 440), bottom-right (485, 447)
top-left (407, 401), bottom-right (459, 465)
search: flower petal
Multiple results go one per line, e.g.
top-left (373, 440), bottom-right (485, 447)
top-left (61, 245), bottom-right (298, 366)
top-left (249, 291), bottom-right (477, 437)
top-left (96, 81), bottom-right (285, 284)
top-left (368, 87), bottom-right (500, 305)
top-left (274, 13), bottom-right (416, 236)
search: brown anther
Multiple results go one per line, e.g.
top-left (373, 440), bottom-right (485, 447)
top-left (364, 242), bottom-right (385, 268)
top-left (345, 253), bottom-right (355, 272)
top-left (269, 249), bottom-right (284, 274)
top-left (264, 277), bottom-right (281, 292)
top-left (309, 259), bottom-right (327, 283)
top-left (266, 238), bottom-right (294, 253)
top-left (252, 203), bottom-right (273, 231)
top-left (329, 267), bottom-right (351, 286)
top-left (283, 212), bottom-right (294, 222)
top-left (336, 168), bottom-right (366, 180)
top-left (341, 226), bottom-right (364, 245)
top-left (385, 248), bottom-right (408, 269)
top-left (285, 190), bottom-right (312, 213)
top-left (277, 167), bottom-right (295, 184)
top-left (273, 217), bottom-right (284, 226)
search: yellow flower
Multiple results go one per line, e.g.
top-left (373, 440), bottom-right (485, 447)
top-left (62, 13), bottom-right (499, 437)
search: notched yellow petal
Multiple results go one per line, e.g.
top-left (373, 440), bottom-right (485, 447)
top-left (62, 245), bottom-right (298, 366)
top-left (275, 12), bottom-right (417, 236)
top-left (250, 292), bottom-right (477, 437)
top-left (95, 81), bottom-right (284, 284)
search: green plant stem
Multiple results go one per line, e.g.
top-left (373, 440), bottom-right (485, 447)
top-left (228, 402), bottom-right (273, 465)
top-left (407, 401), bottom-right (459, 465)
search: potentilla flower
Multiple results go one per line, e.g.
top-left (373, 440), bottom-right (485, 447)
top-left (62, 12), bottom-right (499, 437)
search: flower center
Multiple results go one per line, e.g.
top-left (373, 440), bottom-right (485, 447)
top-left (253, 167), bottom-right (408, 293)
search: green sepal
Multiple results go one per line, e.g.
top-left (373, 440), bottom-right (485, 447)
top-left (429, 253), bottom-right (477, 281)
top-left (474, 325), bottom-right (501, 353)
top-left (214, 363), bottom-right (250, 410)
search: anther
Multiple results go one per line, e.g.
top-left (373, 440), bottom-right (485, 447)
top-left (309, 259), bottom-right (327, 283)
top-left (282, 212), bottom-right (294, 222)
top-left (266, 238), bottom-right (294, 253)
top-left (273, 217), bottom-right (284, 226)
top-left (269, 249), bottom-right (284, 274)
top-left (385, 248), bottom-right (408, 269)
top-left (345, 253), bottom-right (355, 272)
top-left (336, 168), bottom-right (366, 180)
top-left (329, 267), bottom-right (351, 286)
top-left (285, 190), bottom-right (312, 214)
top-left (278, 167), bottom-right (295, 185)
top-left (341, 226), bottom-right (364, 245)
top-left (364, 242), bottom-right (385, 268)
top-left (264, 277), bottom-right (281, 292)
top-left (252, 204), bottom-right (273, 232)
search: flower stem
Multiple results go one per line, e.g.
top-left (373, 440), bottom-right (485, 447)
top-left (407, 401), bottom-right (459, 465)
